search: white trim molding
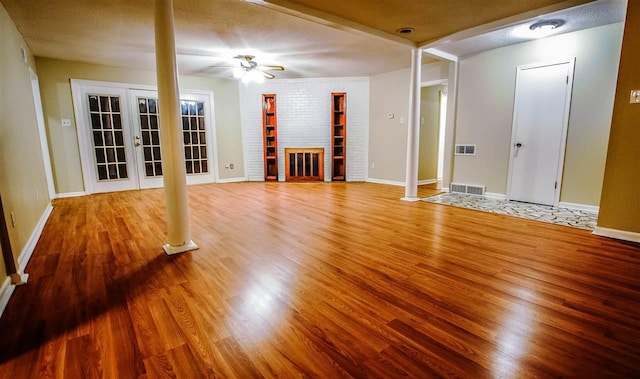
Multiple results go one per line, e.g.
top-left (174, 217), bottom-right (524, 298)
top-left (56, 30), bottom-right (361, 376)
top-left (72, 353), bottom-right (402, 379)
top-left (0, 277), bottom-right (15, 319)
top-left (366, 178), bottom-right (405, 187)
top-left (56, 191), bottom-right (87, 198)
top-left (417, 179), bottom-right (437, 186)
top-left (559, 202), bottom-right (599, 214)
top-left (593, 227), bottom-right (640, 243)
top-left (18, 203), bottom-right (54, 272)
top-left (217, 177), bottom-right (248, 184)
top-left (485, 192), bottom-right (507, 200)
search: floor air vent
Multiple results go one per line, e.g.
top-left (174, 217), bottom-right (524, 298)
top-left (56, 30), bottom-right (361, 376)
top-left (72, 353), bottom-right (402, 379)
top-left (450, 183), bottom-right (485, 196)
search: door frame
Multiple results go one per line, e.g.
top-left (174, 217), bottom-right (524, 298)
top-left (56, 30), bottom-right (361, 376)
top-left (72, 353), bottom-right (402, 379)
top-left (128, 89), bottom-right (218, 189)
top-left (71, 82), bottom-right (138, 193)
top-left (506, 57), bottom-right (575, 206)
top-left (419, 79), bottom-right (448, 190)
top-left (71, 79), bottom-right (219, 194)
top-left (30, 68), bottom-right (56, 200)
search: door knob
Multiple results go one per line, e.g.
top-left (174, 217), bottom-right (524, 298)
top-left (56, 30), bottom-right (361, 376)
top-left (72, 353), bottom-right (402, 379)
top-left (134, 141), bottom-right (141, 147)
top-left (516, 142), bottom-right (522, 147)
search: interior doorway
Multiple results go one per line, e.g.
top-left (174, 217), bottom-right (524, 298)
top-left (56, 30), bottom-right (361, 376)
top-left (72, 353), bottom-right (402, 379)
top-left (507, 59), bottom-right (574, 206)
top-left (419, 80), bottom-right (448, 190)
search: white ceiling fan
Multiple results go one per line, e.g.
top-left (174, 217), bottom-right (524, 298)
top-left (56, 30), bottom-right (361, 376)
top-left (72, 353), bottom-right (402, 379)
top-left (211, 55), bottom-right (284, 82)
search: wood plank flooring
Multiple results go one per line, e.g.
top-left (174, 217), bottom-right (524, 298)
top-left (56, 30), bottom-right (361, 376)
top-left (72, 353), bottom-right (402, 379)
top-left (1, 182), bottom-right (639, 378)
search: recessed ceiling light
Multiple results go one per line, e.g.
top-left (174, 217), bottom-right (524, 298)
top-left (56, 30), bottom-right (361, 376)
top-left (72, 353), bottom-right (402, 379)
top-left (529, 19), bottom-right (565, 32)
top-left (397, 27), bottom-right (415, 34)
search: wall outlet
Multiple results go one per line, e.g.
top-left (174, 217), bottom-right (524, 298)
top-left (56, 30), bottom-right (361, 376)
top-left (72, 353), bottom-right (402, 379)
top-left (387, 113), bottom-right (395, 119)
top-left (631, 90), bottom-right (640, 104)
top-left (61, 118), bottom-right (72, 127)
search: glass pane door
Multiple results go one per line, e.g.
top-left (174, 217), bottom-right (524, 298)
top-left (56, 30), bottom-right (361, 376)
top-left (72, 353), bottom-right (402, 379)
top-left (131, 91), bottom-right (164, 189)
top-left (130, 90), bottom-right (216, 188)
top-left (74, 84), bottom-right (137, 193)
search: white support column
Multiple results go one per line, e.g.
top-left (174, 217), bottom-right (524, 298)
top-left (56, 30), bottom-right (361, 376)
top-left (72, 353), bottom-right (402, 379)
top-left (402, 48), bottom-right (422, 202)
top-left (154, 0), bottom-right (198, 255)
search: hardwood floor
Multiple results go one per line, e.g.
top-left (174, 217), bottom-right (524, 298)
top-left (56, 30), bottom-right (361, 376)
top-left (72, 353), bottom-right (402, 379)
top-left (1, 182), bottom-right (639, 378)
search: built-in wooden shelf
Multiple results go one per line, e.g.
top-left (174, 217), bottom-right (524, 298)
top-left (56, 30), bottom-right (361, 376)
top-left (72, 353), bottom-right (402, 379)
top-left (262, 94), bottom-right (278, 181)
top-left (331, 93), bottom-right (346, 181)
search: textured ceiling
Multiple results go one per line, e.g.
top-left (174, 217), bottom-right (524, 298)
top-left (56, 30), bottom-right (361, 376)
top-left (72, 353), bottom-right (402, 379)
top-left (265, 0), bottom-right (587, 44)
top-left (0, 0), bottom-right (625, 79)
top-left (432, 0), bottom-right (626, 57)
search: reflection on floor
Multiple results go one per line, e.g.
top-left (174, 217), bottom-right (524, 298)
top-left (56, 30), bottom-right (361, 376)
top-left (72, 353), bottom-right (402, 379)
top-left (423, 192), bottom-right (598, 230)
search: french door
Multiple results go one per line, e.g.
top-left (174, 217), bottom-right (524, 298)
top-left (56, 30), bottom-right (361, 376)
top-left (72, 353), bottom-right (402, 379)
top-left (72, 81), bottom-right (217, 194)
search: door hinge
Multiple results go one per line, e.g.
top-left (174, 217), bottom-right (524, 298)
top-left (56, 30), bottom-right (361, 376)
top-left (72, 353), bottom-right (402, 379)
top-left (555, 181), bottom-right (558, 189)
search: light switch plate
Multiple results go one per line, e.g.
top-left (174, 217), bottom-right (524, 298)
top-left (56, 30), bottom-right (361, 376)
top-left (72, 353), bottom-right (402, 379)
top-left (61, 118), bottom-right (72, 127)
top-left (631, 90), bottom-right (640, 104)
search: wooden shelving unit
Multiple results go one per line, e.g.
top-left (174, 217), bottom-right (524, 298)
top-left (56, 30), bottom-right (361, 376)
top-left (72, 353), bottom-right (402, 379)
top-left (331, 92), bottom-right (346, 181)
top-left (262, 94), bottom-right (278, 181)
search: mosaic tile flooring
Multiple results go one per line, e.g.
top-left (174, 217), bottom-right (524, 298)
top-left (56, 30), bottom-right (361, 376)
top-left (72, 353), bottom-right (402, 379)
top-left (422, 192), bottom-right (598, 230)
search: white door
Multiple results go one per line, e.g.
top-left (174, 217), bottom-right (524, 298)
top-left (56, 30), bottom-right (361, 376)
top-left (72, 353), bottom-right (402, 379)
top-left (507, 59), bottom-right (574, 206)
top-left (73, 81), bottom-right (217, 194)
top-left (74, 85), bottom-right (138, 193)
top-left (130, 90), bottom-right (217, 189)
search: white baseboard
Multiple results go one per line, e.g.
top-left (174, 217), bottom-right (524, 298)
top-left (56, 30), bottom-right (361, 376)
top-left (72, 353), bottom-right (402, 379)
top-left (417, 179), bottom-right (437, 185)
top-left (56, 191), bottom-right (86, 198)
top-left (485, 192), bottom-right (506, 200)
top-left (592, 227), bottom-right (640, 243)
top-left (0, 277), bottom-right (15, 319)
top-left (366, 178), bottom-right (405, 187)
top-left (559, 202), bottom-right (599, 213)
top-left (217, 177), bottom-right (248, 183)
top-left (17, 203), bottom-right (53, 272)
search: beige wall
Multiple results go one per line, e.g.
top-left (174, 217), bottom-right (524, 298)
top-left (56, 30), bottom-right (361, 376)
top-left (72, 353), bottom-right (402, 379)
top-left (35, 58), bottom-right (244, 194)
top-left (369, 60), bottom-right (449, 183)
top-left (418, 86), bottom-right (441, 181)
top-left (454, 23), bottom-right (624, 204)
top-left (598, 1), bottom-right (640, 233)
top-left (0, 3), bottom-right (51, 278)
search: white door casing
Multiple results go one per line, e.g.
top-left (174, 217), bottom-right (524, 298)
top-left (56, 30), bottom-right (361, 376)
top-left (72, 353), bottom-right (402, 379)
top-left (30, 68), bottom-right (57, 199)
top-left (507, 58), bottom-right (575, 206)
top-left (71, 80), bottom-right (217, 194)
top-left (72, 84), bottom-right (138, 194)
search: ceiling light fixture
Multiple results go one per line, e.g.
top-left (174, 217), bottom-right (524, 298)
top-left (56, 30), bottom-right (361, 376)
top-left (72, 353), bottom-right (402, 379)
top-left (397, 27), bottom-right (415, 34)
top-left (529, 19), bottom-right (564, 32)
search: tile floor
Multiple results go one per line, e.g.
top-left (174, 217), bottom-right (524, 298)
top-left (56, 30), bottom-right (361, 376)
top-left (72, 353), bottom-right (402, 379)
top-left (422, 192), bottom-right (598, 230)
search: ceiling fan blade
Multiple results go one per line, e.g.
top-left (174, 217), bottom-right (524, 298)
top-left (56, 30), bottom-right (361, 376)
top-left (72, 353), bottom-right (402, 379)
top-left (260, 65), bottom-right (285, 71)
top-left (209, 65), bottom-right (235, 68)
top-left (260, 70), bottom-right (276, 79)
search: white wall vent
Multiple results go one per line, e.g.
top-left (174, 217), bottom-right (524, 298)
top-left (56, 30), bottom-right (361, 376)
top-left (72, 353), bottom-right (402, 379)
top-left (455, 144), bottom-right (476, 155)
top-left (450, 183), bottom-right (485, 196)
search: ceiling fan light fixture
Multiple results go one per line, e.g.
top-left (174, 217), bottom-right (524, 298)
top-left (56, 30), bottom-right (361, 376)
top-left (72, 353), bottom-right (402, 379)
top-left (232, 67), bottom-right (244, 78)
top-left (529, 19), bottom-right (564, 32)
